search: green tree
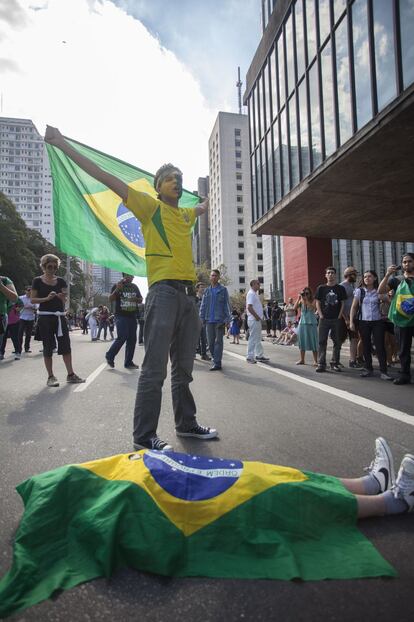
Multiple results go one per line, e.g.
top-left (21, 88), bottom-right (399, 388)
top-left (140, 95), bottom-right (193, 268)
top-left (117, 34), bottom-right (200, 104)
top-left (195, 261), bottom-right (231, 287)
top-left (0, 192), bottom-right (87, 307)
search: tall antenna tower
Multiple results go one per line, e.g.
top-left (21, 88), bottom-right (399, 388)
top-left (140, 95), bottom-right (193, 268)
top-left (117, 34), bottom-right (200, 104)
top-left (236, 67), bottom-right (243, 114)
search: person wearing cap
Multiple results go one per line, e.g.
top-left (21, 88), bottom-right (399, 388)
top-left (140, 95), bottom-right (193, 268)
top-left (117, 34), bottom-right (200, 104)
top-left (44, 126), bottom-right (218, 452)
top-left (339, 267), bottom-right (362, 369)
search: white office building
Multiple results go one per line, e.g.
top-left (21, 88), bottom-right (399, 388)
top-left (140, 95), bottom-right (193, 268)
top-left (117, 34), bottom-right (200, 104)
top-left (209, 112), bottom-right (263, 294)
top-left (0, 117), bottom-right (54, 242)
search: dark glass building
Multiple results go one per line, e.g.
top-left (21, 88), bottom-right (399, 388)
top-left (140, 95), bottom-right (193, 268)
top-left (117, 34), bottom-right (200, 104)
top-left (245, 0), bottom-right (414, 241)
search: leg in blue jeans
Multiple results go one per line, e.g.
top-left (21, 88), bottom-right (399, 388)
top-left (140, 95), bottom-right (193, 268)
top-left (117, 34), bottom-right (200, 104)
top-left (106, 316), bottom-right (129, 362)
top-left (206, 323), bottom-right (224, 366)
top-left (124, 317), bottom-right (137, 366)
top-left (133, 284), bottom-right (199, 445)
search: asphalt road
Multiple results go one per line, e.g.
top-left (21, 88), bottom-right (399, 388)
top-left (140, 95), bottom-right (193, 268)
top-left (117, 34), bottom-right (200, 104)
top-left (0, 330), bottom-right (413, 621)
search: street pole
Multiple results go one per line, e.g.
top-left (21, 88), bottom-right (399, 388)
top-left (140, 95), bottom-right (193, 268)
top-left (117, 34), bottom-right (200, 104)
top-left (66, 255), bottom-right (71, 311)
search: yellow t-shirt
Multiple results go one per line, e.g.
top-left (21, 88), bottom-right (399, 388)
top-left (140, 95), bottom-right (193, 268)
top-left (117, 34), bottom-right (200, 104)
top-left (126, 187), bottom-right (197, 286)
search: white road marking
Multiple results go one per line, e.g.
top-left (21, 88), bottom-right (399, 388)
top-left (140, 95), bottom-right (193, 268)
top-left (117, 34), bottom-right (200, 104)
top-left (73, 362), bottom-right (107, 393)
top-left (224, 350), bottom-right (414, 426)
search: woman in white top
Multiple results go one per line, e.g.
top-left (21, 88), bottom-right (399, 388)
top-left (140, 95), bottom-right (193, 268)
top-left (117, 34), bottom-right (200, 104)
top-left (350, 270), bottom-right (391, 380)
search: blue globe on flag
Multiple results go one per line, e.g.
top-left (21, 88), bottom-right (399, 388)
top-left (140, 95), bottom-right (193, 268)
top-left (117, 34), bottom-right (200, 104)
top-left (143, 450), bottom-right (243, 501)
top-left (116, 203), bottom-right (144, 248)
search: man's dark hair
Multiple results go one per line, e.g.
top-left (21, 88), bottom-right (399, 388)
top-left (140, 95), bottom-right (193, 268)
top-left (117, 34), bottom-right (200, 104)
top-left (402, 252), bottom-right (414, 262)
top-left (325, 266), bottom-right (336, 273)
top-left (250, 279), bottom-right (258, 287)
top-left (211, 269), bottom-right (220, 277)
top-left (154, 163), bottom-right (182, 192)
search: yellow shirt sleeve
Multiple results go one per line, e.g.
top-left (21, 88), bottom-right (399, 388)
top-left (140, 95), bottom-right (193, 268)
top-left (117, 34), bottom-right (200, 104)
top-left (126, 187), bottom-right (157, 223)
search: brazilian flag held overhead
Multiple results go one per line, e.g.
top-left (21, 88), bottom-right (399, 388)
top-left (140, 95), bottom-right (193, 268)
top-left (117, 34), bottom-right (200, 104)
top-left (0, 450), bottom-right (396, 617)
top-left (46, 139), bottom-right (200, 275)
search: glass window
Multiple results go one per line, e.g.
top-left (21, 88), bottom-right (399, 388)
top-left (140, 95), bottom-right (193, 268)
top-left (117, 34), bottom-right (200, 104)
top-left (400, 0), bottom-right (414, 89)
top-left (256, 147), bottom-right (263, 216)
top-left (306, 0), bottom-right (317, 64)
top-left (321, 41), bottom-right (336, 157)
top-left (253, 84), bottom-right (260, 146)
top-left (270, 46), bottom-right (279, 117)
top-left (309, 61), bottom-right (322, 168)
top-left (285, 13), bottom-right (295, 95)
top-left (258, 74), bottom-right (264, 139)
top-left (264, 61), bottom-right (272, 130)
top-left (248, 95), bottom-right (255, 150)
top-left (352, 0), bottom-right (373, 129)
top-left (261, 140), bottom-right (267, 213)
top-left (298, 78), bottom-right (310, 178)
top-left (319, 0), bottom-right (331, 45)
top-left (277, 33), bottom-right (286, 107)
top-left (333, 0), bottom-right (347, 24)
top-left (280, 108), bottom-right (289, 194)
top-left (335, 16), bottom-right (352, 145)
top-left (373, 0), bottom-right (397, 111)
top-left (295, 0), bottom-right (305, 80)
top-left (273, 121), bottom-right (282, 202)
top-left (251, 153), bottom-right (257, 220)
top-left (288, 96), bottom-right (300, 188)
top-left (266, 130), bottom-right (275, 206)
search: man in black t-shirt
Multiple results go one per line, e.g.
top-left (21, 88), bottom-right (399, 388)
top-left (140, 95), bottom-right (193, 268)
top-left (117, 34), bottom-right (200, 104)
top-left (315, 266), bottom-right (347, 372)
top-left (105, 273), bottom-right (142, 369)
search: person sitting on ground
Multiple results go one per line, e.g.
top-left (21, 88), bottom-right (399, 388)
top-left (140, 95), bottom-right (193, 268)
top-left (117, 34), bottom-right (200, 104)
top-left (30, 254), bottom-right (85, 387)
top-left (274, 320), bottom-right (296, 345)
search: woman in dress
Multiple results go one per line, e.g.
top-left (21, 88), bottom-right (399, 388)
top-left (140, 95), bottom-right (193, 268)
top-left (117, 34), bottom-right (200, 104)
top-left (229, 309), bottom-right (241, 344)
top-left (30, 254), bottom-right (85, 387)
top-left (294, 287), bottom-right (318, 365)
top-left (350, 270), bottom-right (392, 380)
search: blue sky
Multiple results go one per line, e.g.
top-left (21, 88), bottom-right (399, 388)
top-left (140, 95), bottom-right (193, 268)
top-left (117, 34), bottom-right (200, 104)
top-left (112, 0), bottom-right (262, 110)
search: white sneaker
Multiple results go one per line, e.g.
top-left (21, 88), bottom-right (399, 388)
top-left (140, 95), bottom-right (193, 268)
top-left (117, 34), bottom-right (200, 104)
top-left (380, 373), bottom-right (393, 381)
top-left (47, 375), bottom-right (59, 387)
top-left (393, 454), bottom-right (414, 512)
top-left (14, 353), bottom-right (21, 360)
top-left (255, 356), bottom-right (270, 361)
top-left (365, 437), bottom-right (395, 493)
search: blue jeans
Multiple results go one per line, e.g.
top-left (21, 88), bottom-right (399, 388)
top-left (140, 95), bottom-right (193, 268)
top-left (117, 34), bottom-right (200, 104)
top-left (133, 282), bottom-right (201, 445)
top-left (106, 315), bottom-right (137, 366)
top-left (206, 322), bottom-right (225, 366)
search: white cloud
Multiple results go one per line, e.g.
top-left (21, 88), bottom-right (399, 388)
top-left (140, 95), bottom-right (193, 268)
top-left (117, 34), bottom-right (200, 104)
top-left (0, 0), bottom-right (216, 189)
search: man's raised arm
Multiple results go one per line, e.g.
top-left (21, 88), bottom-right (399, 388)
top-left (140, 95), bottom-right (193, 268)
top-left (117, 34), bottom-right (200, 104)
top-left (44, 126), bottom-right (128, 203)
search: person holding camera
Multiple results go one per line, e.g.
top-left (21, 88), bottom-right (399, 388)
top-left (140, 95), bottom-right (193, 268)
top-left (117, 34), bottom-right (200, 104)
top-left (294, 287), bottom-right (318, 365)
top-left (105, 273), bottom-right (142, 369)
top-left (31, 254), bottom-right (85, 387)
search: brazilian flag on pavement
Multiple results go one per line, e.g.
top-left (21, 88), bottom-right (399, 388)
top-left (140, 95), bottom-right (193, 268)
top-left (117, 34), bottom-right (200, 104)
top-left (46, 139), bottom-right (200, 275)
top-left (0, 450), bottom-right (396, 617)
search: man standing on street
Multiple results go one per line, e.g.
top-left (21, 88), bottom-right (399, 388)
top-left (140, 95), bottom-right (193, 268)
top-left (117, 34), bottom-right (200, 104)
top-left (339, 267), bottom-right (362, 368)
top-left (246, 279), bottom-right (269, 364)
top-left (195, 282), bottom-right (210, 361)
top-left (315, 267), bottom-right (347, 372)
top-left (45, 126), bottom-right (217, 452)
top-left (199, 269), bottom-right (231, 371)
top-left (18, 286), bottom-right (38, 353)
top-left (105, 273), bottom-right (142, 369)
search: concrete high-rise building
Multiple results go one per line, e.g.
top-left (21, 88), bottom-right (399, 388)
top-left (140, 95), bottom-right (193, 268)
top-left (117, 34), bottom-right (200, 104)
top-left (209, 112), bottom-right (263, 294)
top-left (192, 176), bottom-right (211, 268)
top-left (0, 117), bottom-right (54, 242)
top-left (244, 0), bottom-right (414, 299)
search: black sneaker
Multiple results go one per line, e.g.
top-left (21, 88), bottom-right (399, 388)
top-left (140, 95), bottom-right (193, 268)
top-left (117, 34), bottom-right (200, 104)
top-left (125, 363), bottom-right (139, 369)
top-left (176, 424), bottom-right (218, 439)
top-left (105, 356), bottom-right (115, 368)
top-left (330, 363), bottom-right (342, 372)
top-left (349, 360), bottom-right (362, 369)
top-left (134, 436), bottom-right (173, 452)
top-left (315, 365), bottom-right (326, 373)
top-left (393, 376), bottom-right (411, 385)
